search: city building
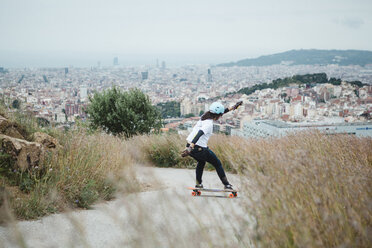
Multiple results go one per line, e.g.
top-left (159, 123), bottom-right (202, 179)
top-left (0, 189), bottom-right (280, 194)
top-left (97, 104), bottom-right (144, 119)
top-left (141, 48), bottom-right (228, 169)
top-left (207, 68), bottom-right (212, 82)
top-left (232, 119), bottom-right (372, 138)
top-left (141, 71), bottom-right (148, 81)
top-left (79, 85), bottom-right (88, 101)
top-left (113, 57), bottom-right (119, 66)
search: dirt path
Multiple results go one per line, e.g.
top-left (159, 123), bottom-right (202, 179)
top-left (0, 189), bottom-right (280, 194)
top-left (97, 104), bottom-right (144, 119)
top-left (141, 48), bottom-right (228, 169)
top-left (0, 167), bottom-right (255, 248)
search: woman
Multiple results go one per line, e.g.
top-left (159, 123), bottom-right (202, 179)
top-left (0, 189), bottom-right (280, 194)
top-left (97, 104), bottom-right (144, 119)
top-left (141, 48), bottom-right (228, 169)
top-left (182, 101), bottom-right (242, 189)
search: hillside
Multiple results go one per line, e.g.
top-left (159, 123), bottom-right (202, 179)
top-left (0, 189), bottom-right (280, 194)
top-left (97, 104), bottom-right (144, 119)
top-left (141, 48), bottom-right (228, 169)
top-left (236, 72), bottom-right (365, 96)
top-left (218, 49), bottom-right (372, 67)
top-left (1, 103), bottom-right (371, 247)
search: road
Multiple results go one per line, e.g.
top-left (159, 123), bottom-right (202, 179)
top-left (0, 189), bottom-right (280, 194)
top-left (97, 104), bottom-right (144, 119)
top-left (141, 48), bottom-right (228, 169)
top-left (0, 166), bottom-right (255, 248)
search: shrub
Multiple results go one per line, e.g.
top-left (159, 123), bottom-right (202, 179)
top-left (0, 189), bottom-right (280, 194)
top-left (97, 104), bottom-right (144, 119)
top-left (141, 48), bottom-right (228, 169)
top-left (142, 134), bottom-right (194, 168)
top-left (85, 87), bottom-right (162, 137)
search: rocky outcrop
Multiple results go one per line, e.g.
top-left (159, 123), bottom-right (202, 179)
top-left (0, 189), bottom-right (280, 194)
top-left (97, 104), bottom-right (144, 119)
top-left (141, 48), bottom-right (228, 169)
top-left (0, 115), bottom-right (59, 172)
top-left (33, 132), bottom-right (60, 149)
top-left (0, 115), bottom-right (25, 140)
top-left (0, 134), bottom-right (43, 171)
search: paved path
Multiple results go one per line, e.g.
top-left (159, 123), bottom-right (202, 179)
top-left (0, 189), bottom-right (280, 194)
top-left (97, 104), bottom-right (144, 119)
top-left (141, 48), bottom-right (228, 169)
top-left (0, 167), bottom-right (255, 248)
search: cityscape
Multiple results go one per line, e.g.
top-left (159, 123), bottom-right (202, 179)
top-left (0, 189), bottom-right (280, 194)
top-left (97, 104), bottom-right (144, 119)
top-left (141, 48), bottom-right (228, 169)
top-left (1, 59), bottom-right (372, 137)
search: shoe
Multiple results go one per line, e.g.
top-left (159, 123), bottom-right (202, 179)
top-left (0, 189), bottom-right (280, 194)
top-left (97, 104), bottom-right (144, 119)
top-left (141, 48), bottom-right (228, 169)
top-left (224, 184), bottom-right (233, 190)
top-left (195, 184), bottom-right (204, 189)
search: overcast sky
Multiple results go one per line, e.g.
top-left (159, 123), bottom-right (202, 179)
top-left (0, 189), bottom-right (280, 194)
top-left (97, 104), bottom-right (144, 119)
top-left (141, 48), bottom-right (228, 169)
top-left (1, 0), bottom-right (372, 67)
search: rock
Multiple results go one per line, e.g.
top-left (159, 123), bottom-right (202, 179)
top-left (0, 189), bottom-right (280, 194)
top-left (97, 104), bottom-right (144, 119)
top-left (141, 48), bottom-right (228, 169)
top-left (0, 115), bottom-right (25, 140)
top-left (0, 134), bottom-right (43, 171)
top-left (33, 132), bottom-right (59, 149)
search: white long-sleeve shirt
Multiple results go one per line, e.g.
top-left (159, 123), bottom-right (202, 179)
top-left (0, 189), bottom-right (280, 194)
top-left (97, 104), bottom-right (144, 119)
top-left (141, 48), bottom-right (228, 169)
top-left (186, 119), bottom-right (213, 148)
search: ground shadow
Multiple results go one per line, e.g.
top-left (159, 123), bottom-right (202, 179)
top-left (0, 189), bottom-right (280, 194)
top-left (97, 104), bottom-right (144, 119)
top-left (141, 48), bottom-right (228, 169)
top-left (190, 195), bottom-right (239, 199)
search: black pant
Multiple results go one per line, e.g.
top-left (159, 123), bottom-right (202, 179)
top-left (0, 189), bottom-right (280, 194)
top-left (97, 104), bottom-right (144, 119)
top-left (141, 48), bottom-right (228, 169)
top-left (190, 146), bottom-right (229, 185)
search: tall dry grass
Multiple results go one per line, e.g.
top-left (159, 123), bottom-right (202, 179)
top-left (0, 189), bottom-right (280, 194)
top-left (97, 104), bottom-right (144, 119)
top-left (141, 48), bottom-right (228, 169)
top-left (209, 132), bottom-right (371, 247)
top-left (133, 134), bottom-right (195, 168)
top-left (1, 124), bottom-right (371, 247)
top-left (130, 132), bottom-right (372, 247)
top-left (48, 129), bottom-right (136, 207)
top-left (2, 129), bottom-right (137, 220)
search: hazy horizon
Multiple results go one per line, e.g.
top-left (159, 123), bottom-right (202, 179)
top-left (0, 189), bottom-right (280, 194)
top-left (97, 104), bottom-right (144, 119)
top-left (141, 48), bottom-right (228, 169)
top-left (0, 50), bottom-right (262, 68)
top-left (1, 0), bottom-right (372, 67)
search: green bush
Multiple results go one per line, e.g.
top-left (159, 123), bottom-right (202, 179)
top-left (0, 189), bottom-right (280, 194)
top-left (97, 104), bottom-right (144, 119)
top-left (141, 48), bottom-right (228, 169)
top-left (143, 134), bottom-right (194, 168)
top-left (76, 180), bottom-right (100, 209)
top-left (0, 152), bottom-right (15, 180)
top-left (85, 87), bottom-right (162, 137)
top-left (10, 185), bottom-right (59, 220)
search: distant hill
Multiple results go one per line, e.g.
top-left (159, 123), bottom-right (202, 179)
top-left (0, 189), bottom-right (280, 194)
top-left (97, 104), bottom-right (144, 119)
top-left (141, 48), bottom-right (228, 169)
top-left (236, 73), bottom-right (365, 96)
top-left (218, 49), bottom-right (372, 67)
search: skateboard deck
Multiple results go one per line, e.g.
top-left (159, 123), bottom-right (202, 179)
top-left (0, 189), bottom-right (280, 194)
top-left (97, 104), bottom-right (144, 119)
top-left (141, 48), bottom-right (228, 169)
top-left (187, 187), bottom-right (238, 198)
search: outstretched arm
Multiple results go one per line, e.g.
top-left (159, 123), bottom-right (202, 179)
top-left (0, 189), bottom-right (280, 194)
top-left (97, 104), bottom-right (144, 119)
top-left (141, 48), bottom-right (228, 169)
top-left (223, 101), bottom-right (243, 114)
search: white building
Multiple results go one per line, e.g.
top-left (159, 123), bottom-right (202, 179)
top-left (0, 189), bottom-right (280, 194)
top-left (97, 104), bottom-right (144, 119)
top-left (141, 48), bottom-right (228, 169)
top-left (293, 102), bottom-right (303, 117)
top-left (232, 119), bottom-right (372, 138)
top-left (27, 96), bottom-right (38, 104)
top-left (80, 86), bottom-right (88, 101)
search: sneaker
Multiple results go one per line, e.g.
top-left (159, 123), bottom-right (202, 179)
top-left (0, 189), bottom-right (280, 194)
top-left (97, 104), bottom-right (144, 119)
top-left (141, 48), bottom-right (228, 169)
top-left (224, 184), bottom-right (233, 190)
top-left (195, 184), bottom-right (204, 189)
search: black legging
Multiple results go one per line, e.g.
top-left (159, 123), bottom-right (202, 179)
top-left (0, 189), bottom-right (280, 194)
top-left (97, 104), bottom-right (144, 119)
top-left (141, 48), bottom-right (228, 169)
top-left (190, 146), bottom-right (229, 185)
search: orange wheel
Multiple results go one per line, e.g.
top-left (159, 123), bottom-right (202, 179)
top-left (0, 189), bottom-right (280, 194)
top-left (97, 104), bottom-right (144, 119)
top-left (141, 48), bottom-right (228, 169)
top-left (192, 191), bottom-right (197, 196)
top-left (197, 191), bottom-right (201, 196)
top-left (229, 193), bottom-right (235, 198)
top-left (234, 192), bottom-right (238, 197)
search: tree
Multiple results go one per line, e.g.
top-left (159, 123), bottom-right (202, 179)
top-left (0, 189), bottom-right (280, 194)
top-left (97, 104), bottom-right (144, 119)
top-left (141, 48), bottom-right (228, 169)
top-left (185, 113), bottom-right (195, 118)
top-left (37, 117), bottom-right (50, 127)
top-left (85, 87), bottom-right (162, 137)
top-left (62, 109), bottom-right (67, 122)
top-left (156, 101), bottom-right (180, 118)
top-left (280, 93), bottom-right (287, 99)
top-left (12, 99), bottom-right (20, 109)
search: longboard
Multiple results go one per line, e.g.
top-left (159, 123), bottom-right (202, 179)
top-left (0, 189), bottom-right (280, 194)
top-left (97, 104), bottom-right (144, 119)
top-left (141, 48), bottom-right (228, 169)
top-left (187, 187), bottom-right (238, 198)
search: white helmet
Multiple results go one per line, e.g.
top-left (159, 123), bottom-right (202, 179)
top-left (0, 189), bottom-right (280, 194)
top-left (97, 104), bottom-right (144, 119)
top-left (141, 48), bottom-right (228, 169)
top-left (209, 102), bottom-right (224, 114)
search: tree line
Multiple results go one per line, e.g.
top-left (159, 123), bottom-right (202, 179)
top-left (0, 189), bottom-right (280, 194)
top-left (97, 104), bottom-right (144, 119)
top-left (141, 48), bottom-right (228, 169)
top-left (238, 73), bottom-right (365, 96)
top-left (156, 101), bottom-right (181, 118)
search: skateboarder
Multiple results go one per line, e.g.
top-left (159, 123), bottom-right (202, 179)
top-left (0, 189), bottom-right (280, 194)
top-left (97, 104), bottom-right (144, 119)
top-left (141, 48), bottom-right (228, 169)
top-left (181, 101), bottom-right (242, 190)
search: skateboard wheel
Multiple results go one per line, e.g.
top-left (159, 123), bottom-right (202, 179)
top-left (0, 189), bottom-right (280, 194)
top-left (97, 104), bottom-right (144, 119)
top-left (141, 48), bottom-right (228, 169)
top-left (229, 193), bottom-right (235, 198)
top-left (197, 191), bottom-right (201, 196)
top-left (192, 191), bottom-right (197, 196)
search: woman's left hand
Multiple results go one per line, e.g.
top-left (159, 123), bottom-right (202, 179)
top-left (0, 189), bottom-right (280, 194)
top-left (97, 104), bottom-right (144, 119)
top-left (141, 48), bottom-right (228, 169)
top-left (232, 101), bottom-right (243, 110)
top-left (181, 147), bottom-right (192, 157)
